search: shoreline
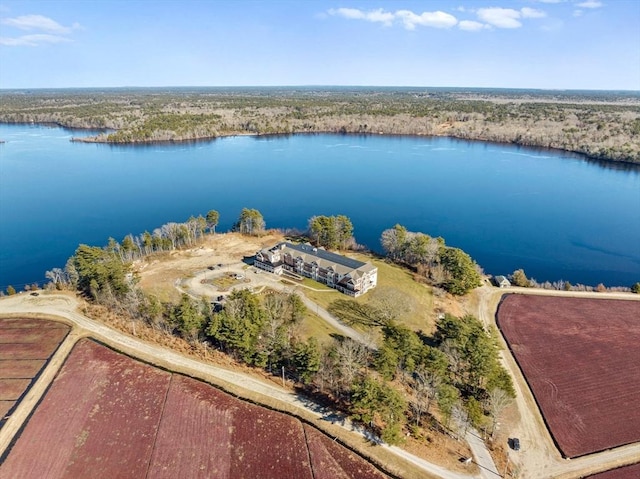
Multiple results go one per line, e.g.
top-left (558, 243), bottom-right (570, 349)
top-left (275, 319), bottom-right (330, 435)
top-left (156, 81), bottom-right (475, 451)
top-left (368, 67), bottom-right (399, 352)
top-left (61, 127), bottom-right (640, 167)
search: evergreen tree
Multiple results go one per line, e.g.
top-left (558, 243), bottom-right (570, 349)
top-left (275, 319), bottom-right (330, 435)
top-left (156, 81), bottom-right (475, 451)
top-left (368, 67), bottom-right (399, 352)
top-left (440, 247), bottom-right (482, 295)
top-left (206, 210), bottom-right (220, 234)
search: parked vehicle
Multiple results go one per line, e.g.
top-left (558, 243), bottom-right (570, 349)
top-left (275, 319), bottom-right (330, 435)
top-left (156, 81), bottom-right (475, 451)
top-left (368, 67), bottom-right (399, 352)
top-left (509, 437), bottom-right (521, 451)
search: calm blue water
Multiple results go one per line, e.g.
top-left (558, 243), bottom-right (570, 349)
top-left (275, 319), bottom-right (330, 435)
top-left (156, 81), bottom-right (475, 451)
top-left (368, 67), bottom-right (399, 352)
top-left (1, 123), bottom-right (639, 290)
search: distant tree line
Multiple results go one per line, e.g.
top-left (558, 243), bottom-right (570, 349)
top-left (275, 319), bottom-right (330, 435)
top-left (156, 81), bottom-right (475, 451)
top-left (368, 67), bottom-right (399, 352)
top-left (508, 268), bottom-right (636, 293)
top-left (1, 89), bottom-right (638, 163)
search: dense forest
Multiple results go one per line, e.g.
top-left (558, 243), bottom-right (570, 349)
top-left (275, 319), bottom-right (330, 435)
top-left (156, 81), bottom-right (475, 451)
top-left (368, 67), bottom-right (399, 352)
top-left (1, 87), bottom-right (639, 163)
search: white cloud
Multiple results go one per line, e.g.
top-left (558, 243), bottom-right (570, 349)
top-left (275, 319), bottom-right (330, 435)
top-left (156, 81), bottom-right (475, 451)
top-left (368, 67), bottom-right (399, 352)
top-left (477, 7), bottom-right (523, 28)
top-left (576, 0), bottom-right (603, 8)
top-left (328, 7), bottom-right (457, 30)
top-left (0, 33), bottom-right (71, 46)
top-left (395, 10), bottom-right (457, 29)
top-left (476, 7), bottom-right (547, 28)
top-left (458, 20), bottom-right (488, 31)
top-left (0, 14), bottom-right (80, 46)
top-left (521, 7), bottom-right (547, 18)
top-left (573, 9), bottom-right (584, 16)
top-left (328, 6), bottom-right (548, 32)
top-left (328, 8), bottom-right (394, 26)
top-left (1, 14), bottom-right (73, 34)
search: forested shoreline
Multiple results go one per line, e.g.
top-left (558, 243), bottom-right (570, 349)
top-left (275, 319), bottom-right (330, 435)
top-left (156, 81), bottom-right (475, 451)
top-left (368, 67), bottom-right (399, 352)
top-left (1, 87), bottom-right (639, 164)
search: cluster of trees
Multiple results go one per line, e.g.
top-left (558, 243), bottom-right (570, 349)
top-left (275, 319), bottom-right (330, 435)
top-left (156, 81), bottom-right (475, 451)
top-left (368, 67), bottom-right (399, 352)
top-left (308, 215), bottom-right (354, 250)
top-left (325, 290), bottom-right (515, 443)
top-left (207, 289), bottom-right (310, 371)
top-left (233, 208), bottom-right (265, 236)
top-left (166, 288), bottom-right (321, 383)
top-left (2, 88), bottom-right (638, 163)
top-left (105, 113), bottom-right (223, 143)
top-left (45, 211), bottom-right (221, 293)
top-left (381, 224), bottom-right (482, 295)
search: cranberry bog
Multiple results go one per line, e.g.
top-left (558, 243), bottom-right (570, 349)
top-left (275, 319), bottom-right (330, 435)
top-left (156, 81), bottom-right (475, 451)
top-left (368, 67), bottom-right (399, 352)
top-left (0, 339), bottom-right (389, 478)
top-left (585, 462), bottom-right (640, 479)
top-left (496, 294), bottom-right (640, 458)
top-left (0, 318), bottom-right (69, 424)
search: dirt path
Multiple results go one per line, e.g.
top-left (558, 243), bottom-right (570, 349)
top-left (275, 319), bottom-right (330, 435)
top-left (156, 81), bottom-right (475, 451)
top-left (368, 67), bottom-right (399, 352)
top-left (474, 286), bottom-right (640, 479)
top-left (0, 293), bottom-right (474, 479)
top-left (179, 263), bottom-right (373, 346)
top-left (466, 428), bottom-right (500, 479)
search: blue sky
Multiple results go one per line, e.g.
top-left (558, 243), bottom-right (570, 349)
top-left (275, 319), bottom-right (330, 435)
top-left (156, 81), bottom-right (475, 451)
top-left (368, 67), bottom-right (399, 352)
top-left (0, 0), bottom-right (638, 90)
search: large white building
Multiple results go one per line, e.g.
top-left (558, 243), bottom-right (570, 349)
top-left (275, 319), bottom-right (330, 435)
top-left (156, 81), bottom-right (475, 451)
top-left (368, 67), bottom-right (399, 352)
top-left (254, 242), bottom-right (377, 297)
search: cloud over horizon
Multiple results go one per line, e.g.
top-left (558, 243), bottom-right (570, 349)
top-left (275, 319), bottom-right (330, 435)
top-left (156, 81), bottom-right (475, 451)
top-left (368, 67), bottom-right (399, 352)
top-left (328, 7), bottom-right (458, 30)
top-left (477, 7), bottom-right (547, 29)
top-left (328, 5), bottom-right (549, 31)
top-left (0, 14), bottom-right (80, 46)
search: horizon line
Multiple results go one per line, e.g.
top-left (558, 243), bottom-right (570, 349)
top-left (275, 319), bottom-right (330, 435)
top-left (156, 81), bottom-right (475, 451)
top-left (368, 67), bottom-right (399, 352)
top-left (1, 85), bottom-right (639, 93)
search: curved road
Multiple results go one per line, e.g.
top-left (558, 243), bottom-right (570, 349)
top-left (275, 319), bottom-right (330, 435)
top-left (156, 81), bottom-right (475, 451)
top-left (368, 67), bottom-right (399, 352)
top-left (179, 263), bottom-right (374, 345)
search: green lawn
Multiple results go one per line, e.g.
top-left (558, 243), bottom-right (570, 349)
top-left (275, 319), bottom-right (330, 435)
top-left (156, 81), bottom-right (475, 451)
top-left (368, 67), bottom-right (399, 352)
top-left (300, 253), bottom-right (435, 334)
top-left (354, 254), bottom-right (435, 333)
top-left (299, 311), bottom-right (343, 344)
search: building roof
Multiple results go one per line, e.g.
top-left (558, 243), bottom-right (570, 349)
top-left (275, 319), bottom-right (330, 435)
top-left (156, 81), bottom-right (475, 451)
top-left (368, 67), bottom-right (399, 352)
top-left (286, 243), bottom-right (365, 269)
top-left (260, 242), bottom-right (376, 276)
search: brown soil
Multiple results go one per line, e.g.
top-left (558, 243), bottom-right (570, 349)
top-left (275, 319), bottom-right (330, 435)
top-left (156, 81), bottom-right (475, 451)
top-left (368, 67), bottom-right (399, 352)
top-left (0, 339), bottom-right (170, 479)
top-left (0, 380), bottom-right (31, 401)
top-left (136, 231), bottom-right (284, 302)
top-left (403, 431), bottom-right (475, 475)
top-left (304, 424), bottom-right (388, 479)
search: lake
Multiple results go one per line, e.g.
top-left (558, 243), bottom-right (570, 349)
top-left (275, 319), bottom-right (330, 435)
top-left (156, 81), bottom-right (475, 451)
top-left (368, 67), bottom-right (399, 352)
top-left (1, 123), bottom-right (639, 291)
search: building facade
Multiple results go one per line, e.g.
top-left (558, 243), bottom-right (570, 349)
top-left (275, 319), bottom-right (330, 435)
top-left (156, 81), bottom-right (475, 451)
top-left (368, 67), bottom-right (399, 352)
top-left (254, 242), bottom-right (377, 297)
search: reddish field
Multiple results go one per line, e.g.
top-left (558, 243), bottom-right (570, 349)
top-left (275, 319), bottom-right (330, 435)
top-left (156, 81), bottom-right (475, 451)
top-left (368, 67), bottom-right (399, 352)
top-left (0, 318), bottom-right (69, 426)
top-left (585, 463), bottom-right (640, 479)
top-left (496, 295), bottom-right (640, 458)
top-left (304, 425), bottom-right (388, 479)
top-left (1, 339), bottom-right (389, 479)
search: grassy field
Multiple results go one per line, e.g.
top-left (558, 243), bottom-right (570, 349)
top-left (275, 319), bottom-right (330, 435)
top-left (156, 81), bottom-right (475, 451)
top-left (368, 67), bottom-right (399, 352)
top-left (299, 311), bottom-right (343, 345)
top-left (301, 253), bottom-right (435, 334)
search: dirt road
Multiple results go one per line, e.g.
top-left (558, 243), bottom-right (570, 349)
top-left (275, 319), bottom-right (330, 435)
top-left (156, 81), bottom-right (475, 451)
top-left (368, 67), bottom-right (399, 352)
top-left (179, 262), bottom-right (374, 345)
top-left (474, 286), bottom-right (640, 479)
